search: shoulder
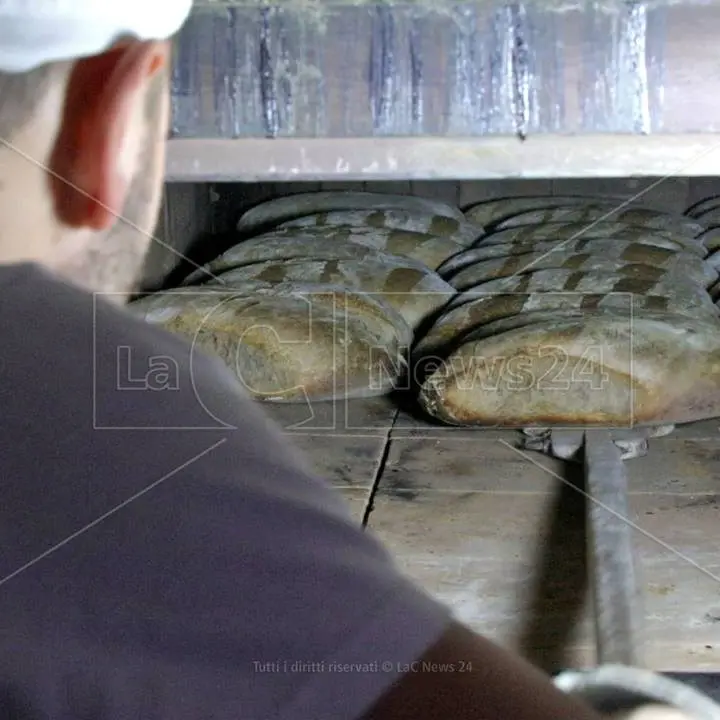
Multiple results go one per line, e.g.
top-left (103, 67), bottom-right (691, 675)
top-left (0, 263), bottom-right (284, 438)
top-left (0, 263), bottom-right (451, 720)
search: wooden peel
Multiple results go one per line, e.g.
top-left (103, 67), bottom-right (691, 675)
top-left (583, 429), bottom-right (645, 668)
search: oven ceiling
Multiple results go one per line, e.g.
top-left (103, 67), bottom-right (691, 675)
top-left (166, 0), bottom-right (720, 180)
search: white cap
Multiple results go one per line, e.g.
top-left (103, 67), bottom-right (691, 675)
top-left (0, 0), bottom-right (194, 73)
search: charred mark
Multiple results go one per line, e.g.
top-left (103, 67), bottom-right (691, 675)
top-left (259, 8), bottom-right (279, 138)
top-left (510, 3), bottom-right (530, 140)
top-left (369, 5), bottom-right (396, 133)
top-left (383, 469), bottom-right (420, 502)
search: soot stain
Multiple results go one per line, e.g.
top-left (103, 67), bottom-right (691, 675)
top-left (382, 467), bottom-right (419, 502)
top-left (330, 465), bottom-right (355, 487)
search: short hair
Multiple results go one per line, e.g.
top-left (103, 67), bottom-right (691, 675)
top-left (0, 64), bottom-right (57, 139)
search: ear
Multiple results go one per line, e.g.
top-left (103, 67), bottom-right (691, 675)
top-left (48, 40), bottom-right (169, 231)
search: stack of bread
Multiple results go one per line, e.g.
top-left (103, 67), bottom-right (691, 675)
top-left (685, 196), bottom-right (720, 300)
top-left (131, 191), bottom-right (481, 403)
top-left (414, 195), bottom-right (720, 427)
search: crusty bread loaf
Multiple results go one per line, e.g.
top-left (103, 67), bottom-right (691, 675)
top-left (418, 313), bottom-right (720, 427)
top-left (201, 255), bottom-right (456, 328)
top-left (183, 226), bottom-right (466, 281)
top-left (183, 238), bottom-right (375, 286)
top-left (463, 195), bottom-right (630, 226)
top-left (236, 191), bottom-right (465, 235)
top-left (430, 307), bottom-right (705, 346)
top-left (130, 286), bottom-right (413, 403)
top-left (685, 203), bottom-right (720, 251)
top-left (439, 240), bottom-right (711, 277)
top-left (414, 291), bottom-right (719, 358)
top-left (442, 250), bottom-right (716, 290)
top-left (495, 206), bottom-right (705, 237)
top-left (276, 209), bottom-right (482, 245)
top-left (415, 193), bottom-right (720, 427)
top-left (441, 268), bottom-right (714, 311)
top-left (686, 196), bottom-right (720, 219)
top-left (466, 224), bottom-right (706, 255)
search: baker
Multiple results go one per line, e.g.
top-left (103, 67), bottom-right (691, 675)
top-left (0, 2), bottom-right (709, 718)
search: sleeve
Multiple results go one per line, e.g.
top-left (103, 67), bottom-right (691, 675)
top-left (0, 273), bottom-right (453, 720)
top-left (126, 403), bottom-right (455, 720)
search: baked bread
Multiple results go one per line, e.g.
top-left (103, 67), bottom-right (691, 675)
top-left (236, 191), bottom-right (465, 235)
top-left (131, 286), bottom-right (413, 403)
top-left (276, 208), bottom-right (482, 245)
top-left (418, 312), bottom-right (720, 427)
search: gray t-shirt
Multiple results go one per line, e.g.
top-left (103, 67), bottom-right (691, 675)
top-left (0, 263), bottom-right (451, 719)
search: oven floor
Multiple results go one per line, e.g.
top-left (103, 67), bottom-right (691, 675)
top-left (263, 399), bottom-right (720, 673)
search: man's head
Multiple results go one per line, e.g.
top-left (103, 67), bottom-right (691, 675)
top-left (0, 3), bottom-right (192, 300)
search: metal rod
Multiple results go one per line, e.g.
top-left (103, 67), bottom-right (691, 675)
top-left (584, 429), bottom-right (645, 667)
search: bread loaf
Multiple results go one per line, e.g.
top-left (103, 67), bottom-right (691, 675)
top-left (464, 195), bottom-right (640, 227)
top-left (415, 191), bottom-right (720, 427)
top-left (277, 209), bottom-right (482, 245)
top-left (431, 307), bottom-right (706, 346)
top-left (418, 313), bottom-right (720, 427)
top-left (685, 196), bottom-right (720, 219)
top-left (414, 291), bottom-right (719, 358)
top-left (439, 242), bottom-right (716, 286)
top-left (495, 206), bottom-right (705, 237)
top-left (201, 255), bottom-right (456, 328)
top-left (684, 204), bottom-right (720, 252)
top-left (468, 223), bottom-right (706, 256)
top-left (183, 226), bottom-right (466, 282)
top-left (438, 268), bottom-right (713, 312)
top-left (443, 251), bottom-right (716, 290)
top-left (130, 286), bottom-right (413, 402)
top-left (236, 191), bottom-right (465, 235)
